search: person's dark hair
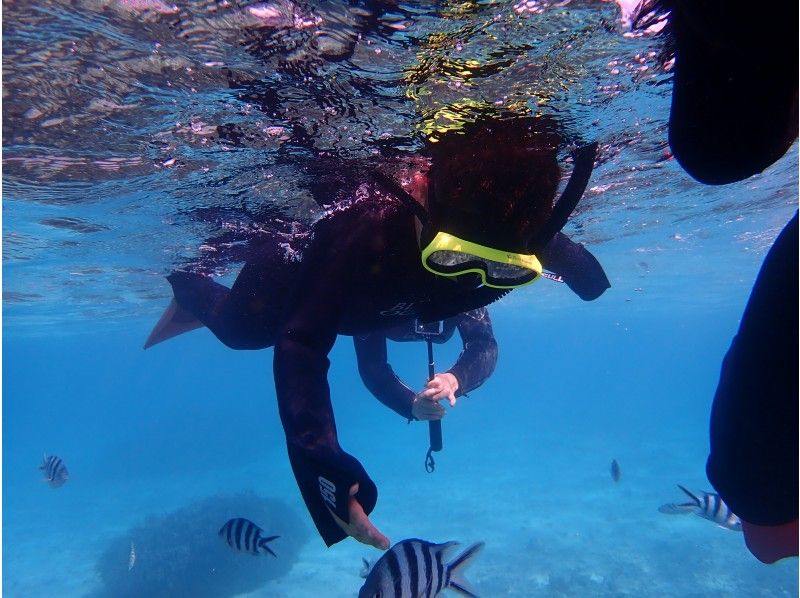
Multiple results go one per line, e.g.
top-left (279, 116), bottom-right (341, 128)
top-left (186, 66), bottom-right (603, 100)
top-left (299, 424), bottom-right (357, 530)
top-left (425, 116), bottom-right (563, 254)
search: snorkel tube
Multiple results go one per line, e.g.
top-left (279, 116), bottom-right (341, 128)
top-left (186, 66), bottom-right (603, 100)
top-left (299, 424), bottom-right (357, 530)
top-left (528, 142), bottom-right (599, 251)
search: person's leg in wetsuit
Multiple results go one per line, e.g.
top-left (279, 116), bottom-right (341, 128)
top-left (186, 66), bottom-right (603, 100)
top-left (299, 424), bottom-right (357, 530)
top-left (706, 213), bottom-right (799, 563)
top-left (633, 0), bottom-right (798, 563)
top-left (147, 235), bottom-right (299, 350)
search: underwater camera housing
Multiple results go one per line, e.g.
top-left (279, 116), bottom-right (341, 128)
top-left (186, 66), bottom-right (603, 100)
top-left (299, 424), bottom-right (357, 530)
top-left (414, 319), bottom-right (443, 339)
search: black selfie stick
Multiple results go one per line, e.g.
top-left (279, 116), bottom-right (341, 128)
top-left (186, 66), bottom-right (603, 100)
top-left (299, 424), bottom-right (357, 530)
top-left (424, 339), bottom-right (442, 473)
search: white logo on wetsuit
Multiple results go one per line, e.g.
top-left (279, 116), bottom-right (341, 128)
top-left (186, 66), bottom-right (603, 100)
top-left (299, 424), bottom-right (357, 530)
top-left (319, 476), bottom-right (336, 509)
top-left (380, 302), bottom-right (419, 317)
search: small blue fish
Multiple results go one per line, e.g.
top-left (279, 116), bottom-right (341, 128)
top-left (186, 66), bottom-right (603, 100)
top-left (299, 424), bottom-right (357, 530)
top-left (658, 485), bottom-right (742, 531)
top-left (359, 538), bottom-right (484, 598)
top-left (610, 459), bottom-right (621, 482)
top-left (40, 454), bottom-right (69, 488)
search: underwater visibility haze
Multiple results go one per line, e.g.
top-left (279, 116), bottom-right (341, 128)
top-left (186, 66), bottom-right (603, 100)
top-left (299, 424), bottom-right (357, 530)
top-left (3, 0), bottom-right (798, 596)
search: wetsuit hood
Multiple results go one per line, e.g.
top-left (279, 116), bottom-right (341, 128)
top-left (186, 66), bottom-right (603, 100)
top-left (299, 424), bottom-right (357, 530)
top-left (371, 138), bottom-right (609, 301)
top-left (371, 141), bottom-right (598, 255)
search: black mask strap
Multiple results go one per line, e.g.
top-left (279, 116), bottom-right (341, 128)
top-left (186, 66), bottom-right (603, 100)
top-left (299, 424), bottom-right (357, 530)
top-left (529, 142), bottom-right (598, 251)
top-left (369, 168), bottom-right (431, 226)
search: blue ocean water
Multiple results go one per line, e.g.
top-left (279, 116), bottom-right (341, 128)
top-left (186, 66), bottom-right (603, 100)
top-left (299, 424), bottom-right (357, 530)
top-left (3, 0), bottom-right (798, 596)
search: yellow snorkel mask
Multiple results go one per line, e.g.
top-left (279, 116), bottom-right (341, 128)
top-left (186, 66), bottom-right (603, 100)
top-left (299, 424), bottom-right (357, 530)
top-left (421, 231), bottom-right (542, 288)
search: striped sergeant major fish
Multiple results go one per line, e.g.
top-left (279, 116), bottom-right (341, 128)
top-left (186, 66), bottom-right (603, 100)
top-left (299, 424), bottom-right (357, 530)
top-left (358, 538), bottom-right (484, 598)
top-left (218, 518), bottom-right (279, 556)
top-left (40, 454), bottom-right (69, 488)
top-left (658, 484), bottom-right (742, 531)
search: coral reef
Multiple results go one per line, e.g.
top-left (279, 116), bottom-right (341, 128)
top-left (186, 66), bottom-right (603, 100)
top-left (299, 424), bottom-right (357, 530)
top-left (93, 492), bottom-right (309, 598)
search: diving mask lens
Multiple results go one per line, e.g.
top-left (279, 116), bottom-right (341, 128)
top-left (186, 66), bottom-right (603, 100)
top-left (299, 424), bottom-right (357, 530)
top-left (422, 232), bottom-right (542, 288)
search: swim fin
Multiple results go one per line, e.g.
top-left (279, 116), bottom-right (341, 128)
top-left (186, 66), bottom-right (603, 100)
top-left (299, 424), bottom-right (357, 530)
top-left (540, 232), bottom-right (611, 301)
top-left (143, 299), bottom-right (204, 349)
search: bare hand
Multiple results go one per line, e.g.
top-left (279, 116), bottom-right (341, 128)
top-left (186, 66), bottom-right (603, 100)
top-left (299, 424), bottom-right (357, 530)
top-left (416, 372), bottom-right (459, 407)
top-left (328, 483), bottom-right (390, 550)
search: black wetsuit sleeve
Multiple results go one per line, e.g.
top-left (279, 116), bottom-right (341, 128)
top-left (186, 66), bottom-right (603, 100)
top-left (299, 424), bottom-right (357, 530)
top-left (353, 334), bottom-right (416, 421)
top-left (446, 308), bottom-right (498, 396)
top-left (706, 212), bottom-right (798, 526)
top-left (273, 233), bottom-right (377, 547)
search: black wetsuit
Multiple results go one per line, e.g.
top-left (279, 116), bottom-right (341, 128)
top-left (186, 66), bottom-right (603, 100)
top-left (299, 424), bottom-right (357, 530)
top-left (354, 308), bottom-right (498, 421)
top-left (168, 183), bottom-right (511, 546)
top-left (706, 212), bottom-right (798, 527)
top-left (644, 0), bottom-right (798, 559)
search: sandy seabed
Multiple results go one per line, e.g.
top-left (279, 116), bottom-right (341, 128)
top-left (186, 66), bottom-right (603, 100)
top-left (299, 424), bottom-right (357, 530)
top-left (5, 425), bottom-right (797, 598)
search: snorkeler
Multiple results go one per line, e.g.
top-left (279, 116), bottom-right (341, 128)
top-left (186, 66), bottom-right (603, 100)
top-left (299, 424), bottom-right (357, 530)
top-left (354, 308), bottom-right (497, 423)
top-left (144, 116), bottom-right (611, 549)
top-left (633, 0), bottom-right (798, 563)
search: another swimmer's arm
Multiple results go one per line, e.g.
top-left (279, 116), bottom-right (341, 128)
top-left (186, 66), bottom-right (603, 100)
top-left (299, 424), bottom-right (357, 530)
top-left (274, 221), bottom-right (388, 550)
top-left (275, 306), bottom-right (388, 550)
top-left (353, 334), bottom-right (416, 421)
top-left (447, 308), bottom-right (498, 397)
